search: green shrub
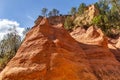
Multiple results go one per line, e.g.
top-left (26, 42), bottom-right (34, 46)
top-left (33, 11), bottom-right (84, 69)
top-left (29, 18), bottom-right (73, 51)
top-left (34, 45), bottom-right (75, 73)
top-left (64, 16), bottom-right (74, 31)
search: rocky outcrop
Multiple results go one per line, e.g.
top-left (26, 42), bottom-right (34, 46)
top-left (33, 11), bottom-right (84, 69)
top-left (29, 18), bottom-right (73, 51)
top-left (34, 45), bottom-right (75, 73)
top-left (71, 26), bottom-right (120, 80)
top-left (70, 27), bottom-right (86, 37)
top-left (35, 15), bottom-right (69, 26)
top-left (71, 26), bottom-right (108, 48)
top-left (0, 18), bottom-right (97, 80)
top-left (109, 37), bottom-right (120, 62)
top-left (74, 5), bottom-right (99, 26)
top-left (116, 37), bottom-right (120, 49)
top-left (0, 18), bottom-right (120, 80)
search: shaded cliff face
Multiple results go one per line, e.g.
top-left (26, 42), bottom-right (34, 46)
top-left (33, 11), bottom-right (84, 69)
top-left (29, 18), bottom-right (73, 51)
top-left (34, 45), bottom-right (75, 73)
top-left (35, 15), bottom-right (68, 26)
top-left (108, 37), bottom-right (120, 62)
top-left (0, 18), bottom-right (120, 80)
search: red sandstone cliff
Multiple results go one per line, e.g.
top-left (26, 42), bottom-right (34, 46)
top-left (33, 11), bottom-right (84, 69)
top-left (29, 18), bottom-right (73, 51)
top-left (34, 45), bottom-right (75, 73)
top-left (0, 18), bottom-right (120, 80)
top-left (0, 18), bottom-right (96, 80)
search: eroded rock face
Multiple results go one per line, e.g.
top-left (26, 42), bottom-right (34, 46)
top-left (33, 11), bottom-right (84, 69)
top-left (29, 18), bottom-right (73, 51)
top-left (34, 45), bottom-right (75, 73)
top-left (0, 18), bottom-right (120, 80)
top-left (109, 37), bottom-right (120, 62)
top-left (35, 15), bottom-right (68, 26)
top-left (0, 18), bottom-right (96, 80)
top-left (116, 37), bottom-right (120, 49)
top-left (71, 26), bottom-right (120, 80)
top-left (71, 26), bottom-right (108, 48)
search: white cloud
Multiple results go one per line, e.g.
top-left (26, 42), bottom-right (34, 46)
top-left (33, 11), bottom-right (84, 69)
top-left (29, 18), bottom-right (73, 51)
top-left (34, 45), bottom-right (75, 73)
top-left (0, 19), bottom-right (24, 41)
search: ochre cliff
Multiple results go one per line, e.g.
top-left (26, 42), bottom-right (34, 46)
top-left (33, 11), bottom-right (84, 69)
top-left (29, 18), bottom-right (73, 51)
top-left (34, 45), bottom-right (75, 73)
top-left (0, 18), bottom-right (96, 80)
top-left (34, 15), bottom-right (69, 25)
top-left (108, 37), bottom-right (120, 62)
top-left (71, 26), bottom-right (108, 48)
top-left (71, 26), bottom-right (120, 80)
top-left (0, 18), bottom-right (120, 80)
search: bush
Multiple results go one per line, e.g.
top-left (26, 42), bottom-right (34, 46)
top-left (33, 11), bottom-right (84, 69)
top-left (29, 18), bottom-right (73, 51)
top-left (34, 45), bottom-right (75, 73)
top-left (64, 16), bottom-right (74, 31)
top-left (0, 55), bottom-right (9, 70)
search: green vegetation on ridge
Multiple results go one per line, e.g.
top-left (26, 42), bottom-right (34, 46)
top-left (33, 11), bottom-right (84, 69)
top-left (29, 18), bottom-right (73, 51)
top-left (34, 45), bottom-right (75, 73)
top-left (64, 0), bottom-right (120, 37)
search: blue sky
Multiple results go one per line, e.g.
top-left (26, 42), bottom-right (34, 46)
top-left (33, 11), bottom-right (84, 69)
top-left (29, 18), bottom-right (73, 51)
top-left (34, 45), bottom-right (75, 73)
top-left (0, 0), bottom-right (98, 27)
top-left (0, 0), bottom-right (98, 40)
